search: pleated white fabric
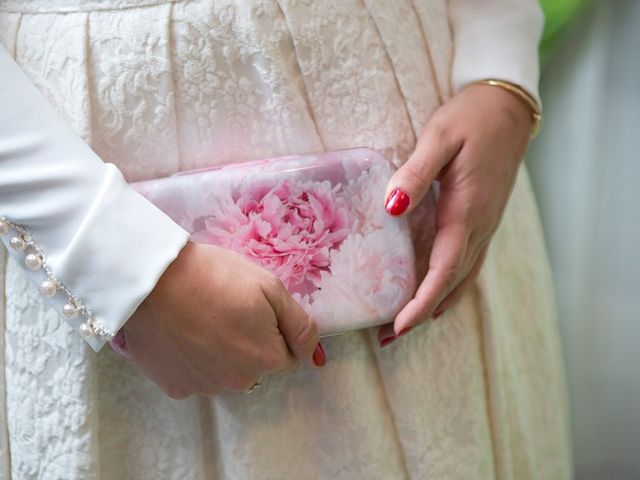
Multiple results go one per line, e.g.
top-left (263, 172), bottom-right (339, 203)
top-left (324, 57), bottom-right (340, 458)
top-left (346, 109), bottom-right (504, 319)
top-left (0, 1), bottom-right (572, 478)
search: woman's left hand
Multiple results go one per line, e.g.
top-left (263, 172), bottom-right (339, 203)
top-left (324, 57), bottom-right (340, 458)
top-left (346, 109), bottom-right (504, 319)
top-left (377, 83), bottom-right (535, 347)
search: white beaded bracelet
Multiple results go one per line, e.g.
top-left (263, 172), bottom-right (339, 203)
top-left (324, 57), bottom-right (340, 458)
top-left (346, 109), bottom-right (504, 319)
top-left (0, 216), bottom-right (116, 342)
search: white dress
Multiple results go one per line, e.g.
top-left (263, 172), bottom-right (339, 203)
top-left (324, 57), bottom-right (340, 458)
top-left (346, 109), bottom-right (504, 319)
top-left (0, 0), bottom-right (572, 478)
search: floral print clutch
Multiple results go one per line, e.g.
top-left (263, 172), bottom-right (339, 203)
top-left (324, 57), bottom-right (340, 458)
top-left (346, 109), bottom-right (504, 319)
top-left (110, 148), bottom-right (435, 357)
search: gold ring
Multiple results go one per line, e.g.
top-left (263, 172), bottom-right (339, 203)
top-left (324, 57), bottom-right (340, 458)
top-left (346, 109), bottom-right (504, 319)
top-left (245, 380), bottom-right (262, 394)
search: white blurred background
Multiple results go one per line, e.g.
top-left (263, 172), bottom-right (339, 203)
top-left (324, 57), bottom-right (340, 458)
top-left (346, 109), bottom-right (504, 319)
top-left (527, 0), bottom-right (640, 477)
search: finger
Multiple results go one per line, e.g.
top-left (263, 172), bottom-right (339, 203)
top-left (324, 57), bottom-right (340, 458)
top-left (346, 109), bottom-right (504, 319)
top-left (433, 243), bottom-right (489, 317)
top-left (430, 224), bottom-right (492, 315)
top-left (393, 222), bottom-right (469, 334)
top-left (187, 362), bottom-right (228, 397)
top-left (163, 382), bottom-right (194, 400)
top-left (377, 322), bottom-right (396, 348)
top-left (197, 388), bottom-right (222, 398)
top-left (384, 122), bottom-right (462, 216)
top-left (276, 360), bottom-right (299, 376)
top-left (266, 278), bottom-right (324, 368)
top-left (429, 227), bottom-right (485, 306)
top-left (192, 376), bottom-right (223, 398)
top-left (218, 372), bottom-right (263, 393)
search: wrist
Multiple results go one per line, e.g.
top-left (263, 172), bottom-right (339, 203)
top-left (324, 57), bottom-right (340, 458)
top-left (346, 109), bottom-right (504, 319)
top-left (126, 240), bottom-right (195, 333)
top-left (469, 79), bottom-right (542, 137)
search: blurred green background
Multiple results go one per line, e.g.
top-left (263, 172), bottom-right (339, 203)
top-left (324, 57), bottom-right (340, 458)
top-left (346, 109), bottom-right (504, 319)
top-left (540, 0), bottom-right (589, 62)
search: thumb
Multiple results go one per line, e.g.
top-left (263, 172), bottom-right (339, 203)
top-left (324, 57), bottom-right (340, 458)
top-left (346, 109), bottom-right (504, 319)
top-left (269, 280), bottom-right (325, 368)
top-left (384, 124), bottom-right (461, 216)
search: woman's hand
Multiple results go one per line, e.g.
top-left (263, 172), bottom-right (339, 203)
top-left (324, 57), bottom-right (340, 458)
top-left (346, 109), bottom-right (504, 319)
top-left (377, 83), bottom-right (534, 346)
top-left (124, 241), bottom-right (325, 399)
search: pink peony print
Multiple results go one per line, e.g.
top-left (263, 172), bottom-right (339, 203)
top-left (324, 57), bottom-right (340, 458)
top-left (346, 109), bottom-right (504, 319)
top-left (343, 162), bottom-right (393, 233)
top-left (191, 178), bottom-right (352, 295)
top-left (295, 224), bottom-right (416, 335)
top-left (112, 148), bottom-right (428, 357)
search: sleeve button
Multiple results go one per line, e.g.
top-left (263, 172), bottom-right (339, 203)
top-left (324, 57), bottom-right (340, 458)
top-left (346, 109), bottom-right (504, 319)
top-left (25, 253), bottom-right (44, 271)
top-left (39, 280), bottom-right (57, 297)
top-left (9, 236), bottom-right (26, 251)
top-left (63, 303), bottom-right (79, 319)
top-left (79, 323), bottom-right (95, 339)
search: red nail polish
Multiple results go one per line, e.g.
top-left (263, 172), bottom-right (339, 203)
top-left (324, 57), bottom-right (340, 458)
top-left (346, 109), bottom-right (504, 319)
top-left (398, 327), bottom-right (413, 337)
top-left (313, 343), bottom-right (326, 367)
top-left (380, 336), bottom-right (396, 348)
top-left (385, 188), bottom-right (410, 216)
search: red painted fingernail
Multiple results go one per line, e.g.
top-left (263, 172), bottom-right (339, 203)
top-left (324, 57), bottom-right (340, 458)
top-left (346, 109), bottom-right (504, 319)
top-left (380, 336), bottom-right (397, 348)
top-left (313, 343), bottom-right (326, 367)
top-left (385, 188), bottom-right (410, 216)
top-left (398, 327), bottom-right (413, 337)
top-left (433, 310), bottom-right (444, 319)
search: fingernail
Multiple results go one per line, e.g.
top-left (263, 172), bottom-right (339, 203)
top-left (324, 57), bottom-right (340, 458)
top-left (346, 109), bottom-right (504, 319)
top-left (380, 336), bottom-right (397, 348)
top-left (385, 188), bottom-right (410, 216)
top-left (397, 327), bottom-right (413, 337)
top-left (313, 343), bottom-right (326, 367)
top-left (432, 310), bottom-right (444, 320)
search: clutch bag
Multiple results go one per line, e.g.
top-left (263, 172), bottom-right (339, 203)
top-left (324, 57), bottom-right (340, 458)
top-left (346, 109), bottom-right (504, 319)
top-left (110, 147), bottom-right (434, 356)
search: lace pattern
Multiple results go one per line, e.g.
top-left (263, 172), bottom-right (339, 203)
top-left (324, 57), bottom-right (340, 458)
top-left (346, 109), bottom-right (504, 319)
top-left (0, 0), bottom-right (184, 14)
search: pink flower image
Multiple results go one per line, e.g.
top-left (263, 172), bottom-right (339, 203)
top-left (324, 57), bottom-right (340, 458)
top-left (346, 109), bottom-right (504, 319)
top-left (295, 223), bottom-right (416, 335)
top-left (191, 178), bottom-right (352, 295)
top-left (343, 162), bottom-right (393, 234)
top-left (113, 148), bottom-right (427, 356)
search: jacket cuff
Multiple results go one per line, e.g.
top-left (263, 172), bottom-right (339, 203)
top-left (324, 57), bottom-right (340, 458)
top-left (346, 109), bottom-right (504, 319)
top-left (1, 186), bottom-right (190, 353)
top-left (449, 0), bottom-right (545, 106)
top-left (0, 45), bottom-right (191, 352)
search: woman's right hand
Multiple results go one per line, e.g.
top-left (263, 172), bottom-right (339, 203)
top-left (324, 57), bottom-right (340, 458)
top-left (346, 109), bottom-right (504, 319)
top-left (124, 241), bottom-right (325, 399)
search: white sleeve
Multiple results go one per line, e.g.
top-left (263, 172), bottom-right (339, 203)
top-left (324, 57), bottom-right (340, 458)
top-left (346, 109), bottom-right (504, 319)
top-left (0, 45), bottom-right (191, 353)
top-left (449, 0), bottom-right (545, 105)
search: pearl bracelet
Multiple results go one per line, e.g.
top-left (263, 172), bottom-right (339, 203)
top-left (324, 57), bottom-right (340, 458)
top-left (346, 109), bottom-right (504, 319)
top-left (0, 216), bottom-right (116, 342)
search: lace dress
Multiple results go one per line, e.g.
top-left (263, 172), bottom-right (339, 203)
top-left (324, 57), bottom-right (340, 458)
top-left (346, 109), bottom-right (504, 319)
top-left (0, 0), bottom-right (571, 478)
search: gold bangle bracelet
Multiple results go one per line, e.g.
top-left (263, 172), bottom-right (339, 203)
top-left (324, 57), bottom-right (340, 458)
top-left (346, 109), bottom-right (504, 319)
top-left (472, 79), bottom-right (543, 138)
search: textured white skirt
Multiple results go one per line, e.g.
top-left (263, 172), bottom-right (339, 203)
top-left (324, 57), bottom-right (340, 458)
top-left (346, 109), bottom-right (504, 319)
top-left (0, 1), bottom-right (571, 478)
